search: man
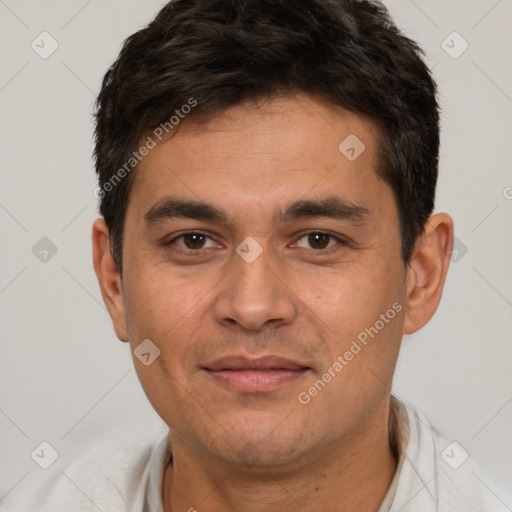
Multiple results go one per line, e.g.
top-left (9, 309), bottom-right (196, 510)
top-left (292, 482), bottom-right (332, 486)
top-left (4, 0), bottom-right (509, 511)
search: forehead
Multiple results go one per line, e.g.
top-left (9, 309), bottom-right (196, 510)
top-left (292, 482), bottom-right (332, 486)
top-left (127, 94), bottom-right (393, 227)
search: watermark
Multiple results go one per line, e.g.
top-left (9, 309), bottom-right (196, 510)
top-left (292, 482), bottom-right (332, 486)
top-left (450, 236), bottom-right (468, 263)
top-left (134, 338), bottom-right (161, 366)
top-left (338, 133), bottom-right (366, 161)
top-left (441, 31), bottom-right (469, 60)
top-left (298, 302), bottom-right (403, 404)
top-left (441, 441), bottom-right (469, 469)
top-left (236, 236), bottom-right (263, 263)
top-left (31, 31), bottom-right (59, 59)
top-left (31, 441), bottom-right (59, 469)
top-left (94, 97), bottom-right (198, 200)
top-left (32, 237), bottom-right (58, 263)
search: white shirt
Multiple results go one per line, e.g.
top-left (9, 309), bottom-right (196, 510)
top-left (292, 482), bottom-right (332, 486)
top-left (2, 397), bottom-right (510, 511)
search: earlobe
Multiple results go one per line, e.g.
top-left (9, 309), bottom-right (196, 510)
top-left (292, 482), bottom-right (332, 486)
top-left (92, 217), bottom-right (129, 342)
top-left (402, 213), bottom-right (454, 335)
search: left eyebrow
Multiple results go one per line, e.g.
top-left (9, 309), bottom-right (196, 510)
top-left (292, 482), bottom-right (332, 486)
top-left (275, 196), bottom-right (370, 226)
top-left (143, 195), bottom-right (371, 228)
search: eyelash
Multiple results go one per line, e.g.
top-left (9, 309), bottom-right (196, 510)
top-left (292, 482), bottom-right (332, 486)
top-left (166, 231), bottom-right (347, 254)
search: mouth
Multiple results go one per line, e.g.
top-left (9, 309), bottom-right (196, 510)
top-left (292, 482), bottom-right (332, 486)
top-left (202, 355), bottom-right (311, 393)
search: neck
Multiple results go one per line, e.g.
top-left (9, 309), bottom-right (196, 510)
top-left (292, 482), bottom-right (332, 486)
top-left (163, 398), bottom-right (398, 512)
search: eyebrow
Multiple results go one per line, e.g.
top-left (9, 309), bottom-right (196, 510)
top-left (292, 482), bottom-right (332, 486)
top-left (143, 195), bottom-right (370, 228)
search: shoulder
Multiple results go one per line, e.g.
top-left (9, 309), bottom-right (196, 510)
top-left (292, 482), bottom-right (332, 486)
top-left (432, 428), bottom-right (511, 512)
top-left (1, 425), bottom-right (169, 512)
top-left (390, 397), bottom-right (512, 512)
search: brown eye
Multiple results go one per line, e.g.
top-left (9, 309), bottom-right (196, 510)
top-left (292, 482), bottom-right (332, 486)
top-left (170, 232), bottom-right (215, 251)
top-left (296, 232), bottom-right (343, 251)
top-left (182, 233), bottom-right (206, 249)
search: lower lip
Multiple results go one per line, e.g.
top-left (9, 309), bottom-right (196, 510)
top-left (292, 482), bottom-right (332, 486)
top-left (205, 369), bottom-right (308, 393)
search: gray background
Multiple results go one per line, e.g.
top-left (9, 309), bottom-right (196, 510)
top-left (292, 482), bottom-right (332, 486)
top-left (1, 0), bottom-right (511, 504)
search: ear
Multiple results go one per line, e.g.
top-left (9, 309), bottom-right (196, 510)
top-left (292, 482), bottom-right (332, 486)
top-left (403, 213), bottom-right (454, 335)
top-left (92, 217), bottom-right (129, 342)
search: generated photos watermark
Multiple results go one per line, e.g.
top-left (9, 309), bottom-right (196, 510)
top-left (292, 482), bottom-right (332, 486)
top-left (94, 97), bottom-right (198, 200)
top-left (298, 301), bottom-right (403, 404)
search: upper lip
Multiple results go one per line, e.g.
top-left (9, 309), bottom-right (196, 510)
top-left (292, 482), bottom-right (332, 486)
top-left (203, 355), bottom-right (309, 371)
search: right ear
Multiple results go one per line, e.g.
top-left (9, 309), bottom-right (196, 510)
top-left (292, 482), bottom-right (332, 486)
top-left (92, 217), bottom-right (129, 342)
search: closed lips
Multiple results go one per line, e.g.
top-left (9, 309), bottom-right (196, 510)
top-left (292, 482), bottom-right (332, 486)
top-left (203, 356), bottom-right (309, 371)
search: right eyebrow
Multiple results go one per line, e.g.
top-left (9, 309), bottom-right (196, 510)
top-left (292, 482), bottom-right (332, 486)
top-left (143, 197), bottom-right (229, 227)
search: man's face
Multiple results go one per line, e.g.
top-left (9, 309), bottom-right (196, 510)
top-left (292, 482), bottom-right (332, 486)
top-left (119, 94), bottom-right (408, 468)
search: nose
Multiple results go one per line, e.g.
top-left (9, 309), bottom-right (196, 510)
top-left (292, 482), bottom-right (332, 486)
top-left (212, 239), bottom-right (297, 332)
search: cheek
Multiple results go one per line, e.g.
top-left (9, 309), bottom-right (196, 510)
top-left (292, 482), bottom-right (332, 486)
top-left (124, 267), bottom-right (204, 338)
top-left (292, 262), bottom-right (398, 328)
top-left (123, 268), bottom-right (218, 390)
top-left (123, 272), bottom-right (209, 426)
top-left (296, 261), bottom-right (405, 387)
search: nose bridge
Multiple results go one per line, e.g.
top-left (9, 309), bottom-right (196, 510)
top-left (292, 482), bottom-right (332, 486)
top-left (213, 236), bottom-right (296, 331)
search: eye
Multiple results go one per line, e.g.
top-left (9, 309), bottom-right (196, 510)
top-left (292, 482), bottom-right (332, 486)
top-left (295, 232), bottom-right (345, 251)
top-left (169, 232), bottom-right (217, 251)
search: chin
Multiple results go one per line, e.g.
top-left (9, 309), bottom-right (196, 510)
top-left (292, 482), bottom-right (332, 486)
top-left (205, 414), bottom-right (311, 468)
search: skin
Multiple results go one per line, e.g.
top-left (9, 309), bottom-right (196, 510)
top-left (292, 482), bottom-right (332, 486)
top-left (92, 93), bottom-right (454, 512)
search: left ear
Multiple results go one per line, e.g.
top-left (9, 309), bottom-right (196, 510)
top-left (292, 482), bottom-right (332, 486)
top-left (403, 213), bottom-right (454, 335)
